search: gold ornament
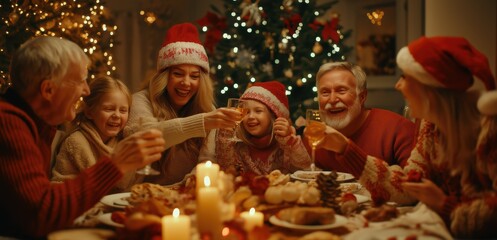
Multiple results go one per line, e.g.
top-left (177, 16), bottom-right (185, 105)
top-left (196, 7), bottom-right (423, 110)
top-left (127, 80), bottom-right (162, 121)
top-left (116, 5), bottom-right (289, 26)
top-left (296, 79), bottom-right (303, 87)
top-left (44, 20), bottom-right (56, 30)
top-left (9, 12), bottom-right (19, 24)
top-left (284, 69), bottom-right (293, 78)
top-left (313, 42), bottom-right (323, 54)
top-left (281, 28), bottom-right (289, 38)
top-left (264, 33), bottom-right (275, 49)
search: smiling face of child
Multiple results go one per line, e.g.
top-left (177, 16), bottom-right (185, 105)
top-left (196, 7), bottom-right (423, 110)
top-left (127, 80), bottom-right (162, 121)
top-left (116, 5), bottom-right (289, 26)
top-left (85, 90), bottom-right (129, 143)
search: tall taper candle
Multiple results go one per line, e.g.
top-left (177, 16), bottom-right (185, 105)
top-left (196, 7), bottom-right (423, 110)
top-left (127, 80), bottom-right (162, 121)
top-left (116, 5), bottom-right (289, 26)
top-left (196, 176), bottom-right (222, 240)
top-left (196, 161), bottom-right (220, 192)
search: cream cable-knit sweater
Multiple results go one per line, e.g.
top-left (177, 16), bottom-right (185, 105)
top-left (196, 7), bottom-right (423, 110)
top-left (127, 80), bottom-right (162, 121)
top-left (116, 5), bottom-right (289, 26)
top-left (125, 90), bottom-right (207, 185)
top-left (341, 119), bottom-right (497, 238)
top-left (52, 120), bottom-right (139, 192)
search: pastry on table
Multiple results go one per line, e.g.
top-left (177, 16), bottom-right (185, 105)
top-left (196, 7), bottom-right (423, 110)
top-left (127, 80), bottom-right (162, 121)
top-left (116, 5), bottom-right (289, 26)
top-left (276, 207), bottom-right (336, 225)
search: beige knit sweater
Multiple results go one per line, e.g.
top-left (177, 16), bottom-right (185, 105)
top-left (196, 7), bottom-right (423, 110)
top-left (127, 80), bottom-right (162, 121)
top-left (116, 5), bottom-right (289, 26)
top-left (52, 120), bottom-right (140, 192)
top-left (124, 90), bottom-right (207, 185)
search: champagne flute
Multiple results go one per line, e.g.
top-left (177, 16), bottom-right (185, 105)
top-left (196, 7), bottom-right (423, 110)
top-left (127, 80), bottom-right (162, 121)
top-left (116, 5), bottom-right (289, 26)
top-left (227, 98), bottom-right (248, 141)
top-left (136, 117), bottom-right (160, 175)
top-left (306, 109), bottom-right (326, 171)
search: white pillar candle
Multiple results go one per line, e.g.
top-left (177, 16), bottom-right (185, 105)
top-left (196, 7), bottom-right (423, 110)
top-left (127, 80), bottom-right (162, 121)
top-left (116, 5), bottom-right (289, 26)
top-left (240, 207), bottom-right (264, 232)
top-left (196, 161), bottom-right (220, 192)
top-left (162, 208), bottom-right (190, 240)
top-left (196, 176), bottom-right (222, 240)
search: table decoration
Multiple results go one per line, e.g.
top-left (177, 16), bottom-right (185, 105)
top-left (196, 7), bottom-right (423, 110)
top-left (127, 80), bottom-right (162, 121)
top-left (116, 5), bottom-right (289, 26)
top-left (162, 208), bottom-right (190, 240)
top-left (239, 207), bottom-right (263, 231)
top-left (196, 161), bottom-right (219, 192)
top-left (197, 176), bottom-right (222, 240)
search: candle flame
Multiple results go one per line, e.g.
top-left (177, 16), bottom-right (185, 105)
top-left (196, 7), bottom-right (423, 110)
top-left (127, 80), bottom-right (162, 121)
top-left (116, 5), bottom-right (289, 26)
top-left (249, 207), bottom-right (256, 215)
top-left (206, 160), bottom-right (212, 167)
top-left (173, 208), bottom-right (180, 217)
top-left (222, 227), bottom-right (230, 236)
top-left (204, 176), bottom-right (211, 187)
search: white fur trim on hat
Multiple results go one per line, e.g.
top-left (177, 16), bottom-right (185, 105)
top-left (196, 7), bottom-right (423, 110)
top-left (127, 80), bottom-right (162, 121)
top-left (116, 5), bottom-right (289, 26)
top-left (478, 90), bottom-right (497, 116)
top-left (157, 41), bottom-right (209, 72)
top-left (396, 47), bottom-right (444, 88)
top-left (241, 86), bottom-right (290, 119)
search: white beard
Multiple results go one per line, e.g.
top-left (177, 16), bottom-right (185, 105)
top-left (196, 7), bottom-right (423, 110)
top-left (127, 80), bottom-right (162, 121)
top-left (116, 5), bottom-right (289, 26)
top-left (321, 97), bottom-right (362, 130)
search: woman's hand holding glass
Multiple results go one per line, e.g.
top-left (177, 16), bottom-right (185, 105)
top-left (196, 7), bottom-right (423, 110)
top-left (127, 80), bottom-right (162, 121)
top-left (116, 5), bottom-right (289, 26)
top-left (226, 98), bottom-right (248, 141)
top-left (203, 108), bottom-right (243, 131)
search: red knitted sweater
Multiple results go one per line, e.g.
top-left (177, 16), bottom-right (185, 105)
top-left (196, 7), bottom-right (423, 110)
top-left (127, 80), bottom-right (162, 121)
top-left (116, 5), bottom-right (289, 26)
top-left (0, 90), bottom-right (122, 238)
top-left (310, 108), bottom-right (416, 175)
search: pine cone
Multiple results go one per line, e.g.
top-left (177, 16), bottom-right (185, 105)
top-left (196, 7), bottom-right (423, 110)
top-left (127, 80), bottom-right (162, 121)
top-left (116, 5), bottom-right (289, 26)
top-left (316, 172), bottom-right (342, 212)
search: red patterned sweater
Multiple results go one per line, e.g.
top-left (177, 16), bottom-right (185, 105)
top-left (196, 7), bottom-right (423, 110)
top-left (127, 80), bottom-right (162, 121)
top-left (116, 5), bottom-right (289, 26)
top-left (337, 119), bottom-right (497, 238)
top-left (199, 128), bottom-right (312, 175)
top-left (0, 90), bottom-right (122, 238)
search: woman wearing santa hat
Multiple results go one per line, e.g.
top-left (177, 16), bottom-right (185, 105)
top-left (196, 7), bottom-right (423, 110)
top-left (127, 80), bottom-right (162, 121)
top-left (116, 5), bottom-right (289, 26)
top-left (199, 81), bottom-right (312, 175)
top-left (125, 22), bottom-right (242, 185)
top-left (316, 36), bottom-right (497, 238)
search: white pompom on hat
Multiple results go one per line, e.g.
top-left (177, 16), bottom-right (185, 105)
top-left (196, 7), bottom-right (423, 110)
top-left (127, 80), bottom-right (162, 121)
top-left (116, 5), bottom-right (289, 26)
top-left (478, 90), bottom-right (497, 116)
top-left (241, 81), bottom-right (290, 119)
top-left (157, 22), bottom-right (209, 73)
top-left (396, 36), bottom-right (497, 115)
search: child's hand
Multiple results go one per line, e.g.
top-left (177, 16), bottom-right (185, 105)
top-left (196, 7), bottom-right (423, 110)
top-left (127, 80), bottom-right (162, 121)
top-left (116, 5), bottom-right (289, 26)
top-left (273, 117), bottom-right (293, 137)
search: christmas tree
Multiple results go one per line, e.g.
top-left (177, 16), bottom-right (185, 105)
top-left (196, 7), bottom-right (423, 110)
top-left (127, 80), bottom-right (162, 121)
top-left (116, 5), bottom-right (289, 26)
top-left (197, 0), bottom-right (352, 120)
top-left (0, 0), bottom-right (117, 93)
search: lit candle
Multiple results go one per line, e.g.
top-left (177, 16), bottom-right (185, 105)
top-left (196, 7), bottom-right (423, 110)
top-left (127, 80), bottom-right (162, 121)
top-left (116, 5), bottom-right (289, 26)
top-left (240, 207), bottom-right (264, 232)
top-left (162, 208), bottom-right (190, 240)
top-left (196, 161), bottom-right (220, 192)
top-left (196, 176), bottom-right (222, 240)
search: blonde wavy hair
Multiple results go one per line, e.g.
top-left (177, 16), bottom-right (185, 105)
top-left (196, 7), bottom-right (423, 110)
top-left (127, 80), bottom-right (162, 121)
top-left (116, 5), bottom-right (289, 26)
top-left (423, 85), bottom-right (481, 174)
top-left (146, 67), bottom-right (215, 167)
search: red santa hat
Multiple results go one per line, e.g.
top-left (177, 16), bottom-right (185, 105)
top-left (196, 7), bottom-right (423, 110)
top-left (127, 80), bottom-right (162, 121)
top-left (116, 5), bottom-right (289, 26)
top-left (241, 81), bottom-right (290, 119)
top-left (157, 22), bottom-right (209, 73)
top-left (396, 36), bottom-right (497, 115)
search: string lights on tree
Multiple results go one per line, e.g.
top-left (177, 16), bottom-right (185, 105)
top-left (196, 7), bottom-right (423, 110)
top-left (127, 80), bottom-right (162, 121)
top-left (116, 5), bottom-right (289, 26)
top-left (197, 0), bottom-right (351, 119)
top-left (0, 0), bottom-right (118, 92)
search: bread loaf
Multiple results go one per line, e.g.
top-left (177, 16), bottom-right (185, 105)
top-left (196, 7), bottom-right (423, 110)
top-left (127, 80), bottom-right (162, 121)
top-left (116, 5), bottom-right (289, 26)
top-left (276, 207), bottom-right (335, 225)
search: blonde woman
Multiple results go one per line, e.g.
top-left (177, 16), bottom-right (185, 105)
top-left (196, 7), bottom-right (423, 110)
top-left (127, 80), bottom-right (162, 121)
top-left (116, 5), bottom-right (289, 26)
top-left (126, 23), bottom-right (241, 185)
top-left (313, 36), bottom-right (497, 238)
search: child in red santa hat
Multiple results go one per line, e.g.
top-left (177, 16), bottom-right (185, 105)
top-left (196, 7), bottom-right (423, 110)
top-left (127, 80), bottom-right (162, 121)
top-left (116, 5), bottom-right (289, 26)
top-left (199, 81), bottom-right (311, 175)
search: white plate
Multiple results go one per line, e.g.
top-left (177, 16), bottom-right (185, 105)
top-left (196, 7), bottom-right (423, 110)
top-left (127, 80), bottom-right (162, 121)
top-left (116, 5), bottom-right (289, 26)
top-left (100, 192), bottom-right (131, 209)
top-left (291, 170), bottom-right (354, 182)
top-left (343, 227), bottom-right (441, 240)
top-left (98, 213), bottom-right (124, 228)
top-left (269, 214), bottom-right (347, 230)
top-left (47, 228), bottom-right (116, 240)
top-left (339, 182), bottom-right (362, 193)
